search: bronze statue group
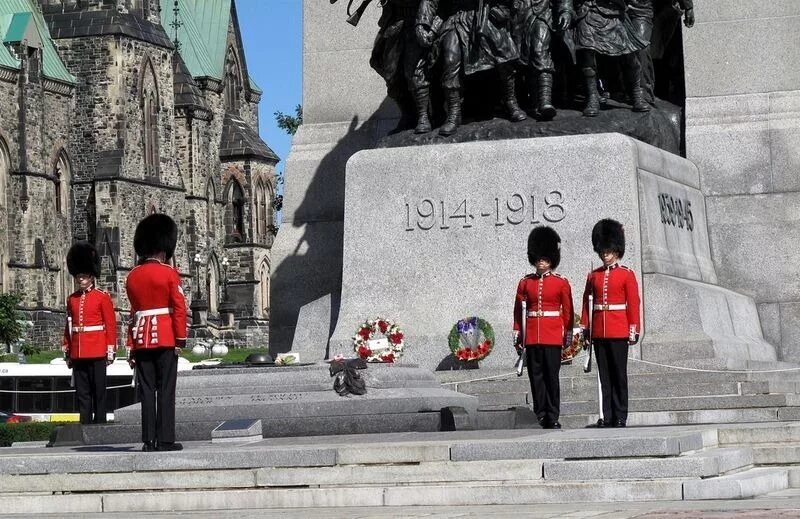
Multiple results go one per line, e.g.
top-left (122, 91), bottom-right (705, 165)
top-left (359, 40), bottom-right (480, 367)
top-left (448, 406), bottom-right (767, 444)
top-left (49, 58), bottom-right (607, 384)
top-left (63, 214), bottom-right (187, 451)
top-left (514, 220), bottom-right (640, 429)
top-left (353, 0), bottom-right (694, 135)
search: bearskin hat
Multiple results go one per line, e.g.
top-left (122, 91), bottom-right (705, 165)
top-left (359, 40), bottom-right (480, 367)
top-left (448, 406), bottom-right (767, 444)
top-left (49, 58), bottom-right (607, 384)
top-left (133, 213), bottom-right (178, 261)
top-left (527, 226), bottom-right (562, 270)
top-left (66, 241), bottom-right (101, 277)
top-left (592, 218), bottom-right (626, 258)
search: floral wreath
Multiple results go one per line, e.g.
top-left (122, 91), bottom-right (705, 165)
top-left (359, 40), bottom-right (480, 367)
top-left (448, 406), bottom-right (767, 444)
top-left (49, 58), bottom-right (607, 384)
top-left (353, 318), bottom-right (404, 362)
top-left (562, 329), bottom-right (583, 363)
top-left (448, 317), bottom-right (494, 362)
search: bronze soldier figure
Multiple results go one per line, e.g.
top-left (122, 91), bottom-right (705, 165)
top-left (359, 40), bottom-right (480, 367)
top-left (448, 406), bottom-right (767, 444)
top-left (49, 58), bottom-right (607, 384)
top-left (417, 0), bottom-right (527, 136)
top-left (574, 0), bottom-right (651, 116)
top-left (369, 0), bottom-right (436, 133)
top-left (512, 0), bottom-right (572, 120)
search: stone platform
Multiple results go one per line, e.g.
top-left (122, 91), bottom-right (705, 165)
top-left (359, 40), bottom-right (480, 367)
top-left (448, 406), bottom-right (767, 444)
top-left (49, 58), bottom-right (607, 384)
top-left (84, 364), bottom-right (478, 444)
top-left (5, 422), bottom-right (800, 513)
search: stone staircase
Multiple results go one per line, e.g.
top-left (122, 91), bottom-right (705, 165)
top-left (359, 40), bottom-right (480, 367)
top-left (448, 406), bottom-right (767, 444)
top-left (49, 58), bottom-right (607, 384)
top-left (437, 356), bottom-right (800, 429)
top-left (3, 423), bottom-right (800, 513)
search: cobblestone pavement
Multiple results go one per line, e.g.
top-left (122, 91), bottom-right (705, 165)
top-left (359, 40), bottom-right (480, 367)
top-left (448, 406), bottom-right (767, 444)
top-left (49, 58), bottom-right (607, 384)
top-left (9, 491), bottom-right (800, 519)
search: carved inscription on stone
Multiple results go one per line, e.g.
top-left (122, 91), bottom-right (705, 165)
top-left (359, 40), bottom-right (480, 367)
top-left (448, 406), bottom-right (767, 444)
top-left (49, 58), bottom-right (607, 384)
top-left (404, 191), bottom-right (566, 231)
top-left (249, 393), bottom-right (302, 402)
top-left (658, 193), bottom-right (694, 232)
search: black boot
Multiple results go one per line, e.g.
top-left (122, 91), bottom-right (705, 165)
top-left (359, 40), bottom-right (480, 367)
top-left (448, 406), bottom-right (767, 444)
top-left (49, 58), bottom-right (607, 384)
top-left (413, 85), bottom-right (432, 134)
top-left (625, 54), bottom-right (650, 113)
top-left (583, 68), bottom-right (600, 117)
top-left (503, 75), bottom-right (527, 123)
top-left (439, 88), bottom-right (462, 136)
top-left (537, 71), bottom-right (556, 121)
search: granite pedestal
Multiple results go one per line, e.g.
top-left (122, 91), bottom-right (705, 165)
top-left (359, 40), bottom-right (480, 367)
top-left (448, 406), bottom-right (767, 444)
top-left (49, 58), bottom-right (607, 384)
top-left (86, 364), bottom-right (478, 444)
top-left (327, 133), bottom-right (776, 369)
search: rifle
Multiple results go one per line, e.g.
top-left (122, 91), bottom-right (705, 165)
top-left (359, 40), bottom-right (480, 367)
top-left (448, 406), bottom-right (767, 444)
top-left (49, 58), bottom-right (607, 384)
top-left (331, 0), bottom-right (375, 27)
top-left (583, 293), bottom-right (594, 373)
top-left (515, 300), bottom-right (526, 376)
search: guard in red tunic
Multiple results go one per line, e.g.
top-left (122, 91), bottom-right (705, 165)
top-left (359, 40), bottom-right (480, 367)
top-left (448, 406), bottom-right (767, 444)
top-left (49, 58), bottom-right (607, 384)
top-left (580, 219), bottom-right (641, 428)
top-left (63, 242), bottom-right (117, 425)
top-left (513, 226), bottom-right (574, 429)
top-left (126, 214), bottom-right (187, 452)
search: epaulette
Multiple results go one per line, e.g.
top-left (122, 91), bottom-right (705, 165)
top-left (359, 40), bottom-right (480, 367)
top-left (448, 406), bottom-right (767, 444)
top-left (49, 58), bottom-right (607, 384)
top-left (95, 287), bottom-right (109, 295)
top-left (551, 271), bottom-right (569, 282)
top-left (619, 264), bottom-right (634, 272)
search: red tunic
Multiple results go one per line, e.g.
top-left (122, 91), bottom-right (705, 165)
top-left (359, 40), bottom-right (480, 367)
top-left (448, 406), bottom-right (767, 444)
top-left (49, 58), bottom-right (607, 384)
top-left (513, 271), bottom-right (574, 347)
top-left (125, 259), bottom-right (188, 351)
top-left (62, 287), bottom-right (117, 360)
top-left (580, 263), bottom-right (641, 340)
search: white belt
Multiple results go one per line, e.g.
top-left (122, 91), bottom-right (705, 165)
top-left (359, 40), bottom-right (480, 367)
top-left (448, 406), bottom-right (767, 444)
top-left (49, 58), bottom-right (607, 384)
top-left (72, 325), bottom-right (105, 333)
top-left (133, 308), bottom-right (172, 344)
top-left (135, 307), bottom-right (172, 318)
top-left (594, 304), bottom-right (627, 311)
top-left (527, 310), bottom-right (561, 318)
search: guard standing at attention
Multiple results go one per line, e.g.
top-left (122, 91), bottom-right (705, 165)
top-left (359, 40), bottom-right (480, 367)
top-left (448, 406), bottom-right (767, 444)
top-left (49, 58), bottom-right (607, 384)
top-left (63, 241), bottom-right (117, 425)
top-left (581, 219), bottom-right (641, 428)
top-left (126, 214), bottom-right (187, 452)
top-left (514, 226), bottom-right (574, 429)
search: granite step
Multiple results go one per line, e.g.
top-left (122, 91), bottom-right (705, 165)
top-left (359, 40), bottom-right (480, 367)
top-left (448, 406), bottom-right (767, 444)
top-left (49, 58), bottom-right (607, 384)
top-left (682, 467), bottom-right (789, 500)
top-left (542, 447), bottom-right (754, 481)
top-left (562, 394), bottom-right (791, 415)
top-left (458, 379), bottom-right (761, 398)
top-left (559, 407), bottom-right (800, 429)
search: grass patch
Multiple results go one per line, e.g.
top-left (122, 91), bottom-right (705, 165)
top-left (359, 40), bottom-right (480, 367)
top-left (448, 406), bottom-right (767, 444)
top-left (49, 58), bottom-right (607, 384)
top-left (0, 351), bottom-right (62, 364)
top-left (180, 348), bottom-right (268, 364)
top-left (0, 422), bottom-right (64, 447)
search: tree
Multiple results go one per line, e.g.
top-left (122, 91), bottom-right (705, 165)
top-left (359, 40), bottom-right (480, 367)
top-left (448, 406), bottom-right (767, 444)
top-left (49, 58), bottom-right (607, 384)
top-left (0, 292), bottom-right (24, 353)
top-left (274, 105), bottom-right (303, 136)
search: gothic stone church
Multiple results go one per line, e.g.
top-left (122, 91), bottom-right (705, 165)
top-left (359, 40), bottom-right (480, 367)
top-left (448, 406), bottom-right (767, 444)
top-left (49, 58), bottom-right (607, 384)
top-left (0, 0), bottom-right (279, 347)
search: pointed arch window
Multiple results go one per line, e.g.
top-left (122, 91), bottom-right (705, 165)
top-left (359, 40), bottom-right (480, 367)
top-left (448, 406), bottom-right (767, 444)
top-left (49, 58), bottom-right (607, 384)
top-left (141, 59), bottom-right (160, 179)
top-left (224, 180), bottom-right (245, 243)
top-left (206, 180), bottom-right (216, 240)
top-left (54, 150), bottom-right (70, 215)
top-left (258, 260), bottom-right (270, 318)
top-left (224, 47), bottom-right (242, 114)
top-left (207, 255), bottom-right (220, 315)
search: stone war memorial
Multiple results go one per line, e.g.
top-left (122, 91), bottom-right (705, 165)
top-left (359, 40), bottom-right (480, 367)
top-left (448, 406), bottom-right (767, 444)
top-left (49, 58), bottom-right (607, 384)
top-left (9, 0), bottom-right (800, 514)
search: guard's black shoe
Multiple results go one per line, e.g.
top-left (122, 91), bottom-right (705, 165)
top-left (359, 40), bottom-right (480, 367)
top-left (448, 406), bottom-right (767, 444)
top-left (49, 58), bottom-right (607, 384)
top-left (156, 442), bottom-right (183, 451)
top-left (613, 419), bottom-right (627, 428)
top-left (550, 421), bottom-right (562, 429)
top-left (589, 418), bottom-right (607, 428)
top-left (141, 441), bottom-right (156, 452)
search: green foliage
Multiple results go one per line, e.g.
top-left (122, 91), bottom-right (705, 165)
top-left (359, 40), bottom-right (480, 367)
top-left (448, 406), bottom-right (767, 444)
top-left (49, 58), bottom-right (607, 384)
top-left (20, 343), bottom-right (41, 356)
top-left (0, 350), bottom-right (62, 364)
top-left (274, 104), bottom-right (303, 136)
top-left (0, 422), bottom-right (62, 447)
top-left (0, 292), bottom-right (24, 353)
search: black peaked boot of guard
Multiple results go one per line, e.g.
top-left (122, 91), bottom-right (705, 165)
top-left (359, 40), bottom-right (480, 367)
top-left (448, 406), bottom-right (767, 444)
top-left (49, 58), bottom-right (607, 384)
top-left (501, 72), bottom-right (527, 123)
top-left (439, 88), bottom-right (462, 136)
top-left (582, 68), bottom-right (600, 117)
top-left (537, 71), bottom-right (556, 121)
top-left (156, 441), bottom-right (183, 451)
top-left (142, 441), bottom-right (156, 452)
top-left (413, 85), bottom-right (433, 134)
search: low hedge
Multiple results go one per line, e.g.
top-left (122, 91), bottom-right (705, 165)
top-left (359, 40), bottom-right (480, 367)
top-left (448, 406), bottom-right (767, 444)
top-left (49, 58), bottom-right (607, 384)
top-left (0, 422), bottom-right (62, 447)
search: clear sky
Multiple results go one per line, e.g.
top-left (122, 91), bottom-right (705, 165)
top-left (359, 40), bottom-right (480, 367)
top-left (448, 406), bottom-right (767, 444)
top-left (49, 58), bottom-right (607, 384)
top-left (236, 0), bottom-right (303, 175)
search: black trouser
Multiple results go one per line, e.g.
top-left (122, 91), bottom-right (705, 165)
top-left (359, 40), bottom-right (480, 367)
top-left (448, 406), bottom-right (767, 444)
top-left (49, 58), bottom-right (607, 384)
top-left (73, 358), bottom-right (108, 425)
top-left (135, 348), bottom-right (178, 444)
top-left (525, 345), bottom-right (562, 424)
top-left (594, 339), bottom-right (629, 423)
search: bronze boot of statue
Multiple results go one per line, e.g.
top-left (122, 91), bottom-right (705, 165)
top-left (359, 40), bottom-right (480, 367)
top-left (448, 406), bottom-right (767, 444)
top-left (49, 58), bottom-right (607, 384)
top-left (582, 68), bottom-right (600, 117)
top-left (537, 71), bottom-right (556, 121)
top-left (413, 86), bottom-right (432, 134)
top-left (439, 88), bottom-right (462, 136)
top-left (503, 75), bottom-right (527, 123)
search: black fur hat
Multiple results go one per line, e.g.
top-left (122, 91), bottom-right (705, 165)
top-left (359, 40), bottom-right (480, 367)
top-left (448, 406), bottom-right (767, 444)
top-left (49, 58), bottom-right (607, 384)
top-left (134, 213), bottom-right (178, 261)
top-left (527, 226), bottom-right (562, 270)
top-left (66, 241), bottom-right (101, 277)
top-left (592, 219), bottom-right (626, 258)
